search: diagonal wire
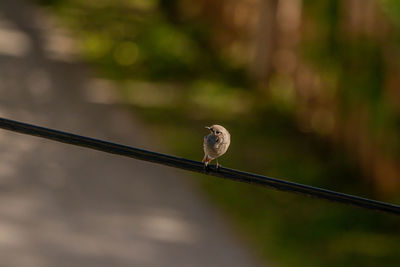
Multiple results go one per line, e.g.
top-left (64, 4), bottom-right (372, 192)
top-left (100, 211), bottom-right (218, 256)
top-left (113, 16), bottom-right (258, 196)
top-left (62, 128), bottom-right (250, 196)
top-left (0, 117), bottom-right (399, 215)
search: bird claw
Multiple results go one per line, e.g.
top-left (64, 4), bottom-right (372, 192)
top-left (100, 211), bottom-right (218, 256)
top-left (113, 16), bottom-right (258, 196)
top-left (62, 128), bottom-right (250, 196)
top-left (216, 163), bottom-right (221, 171)
top-left (204, 163), bottom-right (210, 173)
top-left (203, 162), bottom-right (221, 172)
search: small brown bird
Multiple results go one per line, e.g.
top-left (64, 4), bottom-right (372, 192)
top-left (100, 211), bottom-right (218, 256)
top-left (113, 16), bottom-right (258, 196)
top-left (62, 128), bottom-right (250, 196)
top-left (202, 125), bottom-right (231, 170)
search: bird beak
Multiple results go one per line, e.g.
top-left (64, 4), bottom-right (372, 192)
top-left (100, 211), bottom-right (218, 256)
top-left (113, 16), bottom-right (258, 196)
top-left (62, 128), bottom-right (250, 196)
top-left (205, 126), bottom-right (212, 131)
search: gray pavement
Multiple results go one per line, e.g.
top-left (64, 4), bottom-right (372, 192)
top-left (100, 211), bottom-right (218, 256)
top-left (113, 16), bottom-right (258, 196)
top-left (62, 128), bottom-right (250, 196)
top-left (0, 0), bottom-right (260, 266)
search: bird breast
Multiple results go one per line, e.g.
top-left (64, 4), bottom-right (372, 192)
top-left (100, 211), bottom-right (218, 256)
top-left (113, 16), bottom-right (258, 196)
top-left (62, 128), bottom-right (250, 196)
top-left (204, 134), bottom-right (230, 158)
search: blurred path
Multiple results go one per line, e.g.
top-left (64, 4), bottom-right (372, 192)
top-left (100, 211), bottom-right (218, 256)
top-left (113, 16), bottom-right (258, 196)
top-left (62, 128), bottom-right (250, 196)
top-left (0, 0), bottom-right (260, 266)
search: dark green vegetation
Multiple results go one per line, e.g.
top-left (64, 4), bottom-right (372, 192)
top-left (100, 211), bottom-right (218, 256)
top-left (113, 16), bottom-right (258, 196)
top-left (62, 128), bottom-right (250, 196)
top-left (36, 0), bottom-right (400, 266)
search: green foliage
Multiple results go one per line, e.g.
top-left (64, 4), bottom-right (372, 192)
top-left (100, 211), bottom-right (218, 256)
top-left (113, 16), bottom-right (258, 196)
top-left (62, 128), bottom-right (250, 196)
top-left (381, 0), bottom-right (400, 28)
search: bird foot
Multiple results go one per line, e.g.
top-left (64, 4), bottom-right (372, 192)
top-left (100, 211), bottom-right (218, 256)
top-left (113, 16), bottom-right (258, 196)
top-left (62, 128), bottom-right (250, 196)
top-left (216, 163), bottom-right (221, 171)
top-left (204, 163), bottom-right (210, 173)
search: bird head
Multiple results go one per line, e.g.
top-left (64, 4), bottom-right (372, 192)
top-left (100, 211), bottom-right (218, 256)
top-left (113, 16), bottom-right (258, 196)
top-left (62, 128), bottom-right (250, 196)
top-left (205, 125), bottom-right (228, 137)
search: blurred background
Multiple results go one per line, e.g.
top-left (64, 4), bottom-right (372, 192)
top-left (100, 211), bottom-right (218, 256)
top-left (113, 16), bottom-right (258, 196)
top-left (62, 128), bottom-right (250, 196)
top-left (2, 0), bottom-right (400, 266)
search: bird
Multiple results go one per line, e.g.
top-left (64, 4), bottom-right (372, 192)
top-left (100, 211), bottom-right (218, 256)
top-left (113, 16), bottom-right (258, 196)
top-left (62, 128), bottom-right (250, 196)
top-left (202, 125), bottom-right (231, 170)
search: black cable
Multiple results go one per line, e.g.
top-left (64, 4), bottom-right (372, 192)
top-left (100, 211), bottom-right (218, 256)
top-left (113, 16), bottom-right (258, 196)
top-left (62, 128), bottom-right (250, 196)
top-left (0, 117), bottom-right (399, 215)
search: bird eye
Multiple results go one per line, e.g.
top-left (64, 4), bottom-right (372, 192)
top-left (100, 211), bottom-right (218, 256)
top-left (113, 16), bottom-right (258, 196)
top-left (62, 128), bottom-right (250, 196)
top-left (216, 131), bottom-right (220, 134)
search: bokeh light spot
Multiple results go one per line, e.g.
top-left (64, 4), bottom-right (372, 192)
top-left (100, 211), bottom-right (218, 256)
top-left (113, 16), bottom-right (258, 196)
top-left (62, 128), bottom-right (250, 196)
top-left (114, 41), bottom-right (139, 66)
